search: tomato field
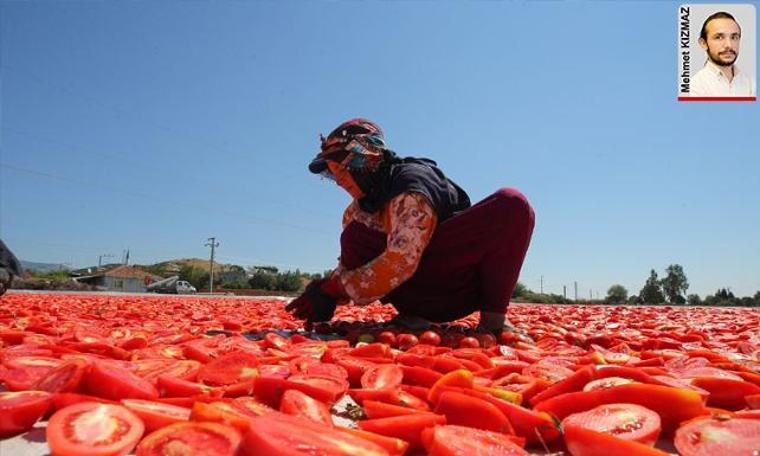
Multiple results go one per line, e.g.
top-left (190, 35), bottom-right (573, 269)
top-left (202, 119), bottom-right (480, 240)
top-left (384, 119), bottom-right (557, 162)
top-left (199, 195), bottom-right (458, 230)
top-left (1, 293), bottom-right (759, 455)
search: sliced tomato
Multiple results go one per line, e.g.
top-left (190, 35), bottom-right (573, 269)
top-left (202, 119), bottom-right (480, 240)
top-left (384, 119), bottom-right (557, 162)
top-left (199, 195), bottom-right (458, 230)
top-left (349, 388), bottom-right (431, 411)
top-left (400, 365), bottom-right (442, 388)
top-left (689, 377), bottom-right (760, 410)
top-left (196, 351), bottom-right (259, 386)
top-left (232, 396), bottom-right (275, 417)
top-left (279, 388), bottom-right (334, 426)
top-left (529, 365), bottom-right (595, 405)
top-left (286, 374), bottom-right (349, 404)
top-left (156, 374), bottom-right (219, 398)
top-left (0, 391), bottom-right (52, 437)
top-left (428, 369), bottom-right (474, 404)
top-left (562, 403), bottom-right (661, 446)
top-left (422, 424), bottom-right (528, 456)
top-left (674, 415), bottom-right (760, 456)
top-left (135, 421), bottom-right (241, 456)
top-left (46, 402), bottom-right (144, 456)
top-left (358, 413), bottom-right (447, 450)
top-left (564, 423), bottom-right (670, 456)
top-left (244, 412), bottom-right (387, 456)
top-left (85, 361), bottom-right (159, 401)
top-left (121, 399), bottom-right (190, 432)
top-left (189, 401), bottom-right (253, 433)
top-left (51, 393), bottom-right (116, 412)
top-left (534, 383), bottom-right (705, 434)
top-left (361, 364), bottom-right (404, 390)
top-left (34, 359), bottom-right (89, 393)
top-left (434, 391), bottom-right (513, 434)
top-left (364, 399), bottom-right (433, 419)
top-left (583, 376), bottom-right (636, 391)
top-left (337, 426), bottom-right (410, 456)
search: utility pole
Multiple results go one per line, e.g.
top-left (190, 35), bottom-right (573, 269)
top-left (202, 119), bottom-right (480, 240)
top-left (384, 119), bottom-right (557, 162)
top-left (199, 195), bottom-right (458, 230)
top-left (205, 237), bottom-right (219, 293)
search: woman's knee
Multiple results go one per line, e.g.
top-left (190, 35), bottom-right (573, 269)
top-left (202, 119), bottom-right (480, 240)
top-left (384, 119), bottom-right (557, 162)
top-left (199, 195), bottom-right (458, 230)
top-left (492, 188), bottom-right (535, 227)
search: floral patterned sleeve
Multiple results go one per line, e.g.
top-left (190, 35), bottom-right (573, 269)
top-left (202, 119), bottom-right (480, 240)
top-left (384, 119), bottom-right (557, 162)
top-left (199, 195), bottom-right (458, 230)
top-left (339, 192), bottom-right (438, 305)
top-left (342, 202), bottom-right (358, 229)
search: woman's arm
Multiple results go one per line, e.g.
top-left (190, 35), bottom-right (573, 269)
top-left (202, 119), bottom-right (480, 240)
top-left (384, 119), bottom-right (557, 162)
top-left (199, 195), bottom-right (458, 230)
top-left (338, 192), bottom-right (438, 305)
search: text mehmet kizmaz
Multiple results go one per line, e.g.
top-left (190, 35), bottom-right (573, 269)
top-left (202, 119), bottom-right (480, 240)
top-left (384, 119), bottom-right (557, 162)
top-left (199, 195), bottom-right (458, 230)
top-left (680, 6), bottom-right (691, 93)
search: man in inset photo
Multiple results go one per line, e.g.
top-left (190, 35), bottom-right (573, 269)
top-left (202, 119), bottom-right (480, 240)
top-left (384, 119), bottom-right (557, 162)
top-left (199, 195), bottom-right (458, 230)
top-left (692, 11), bottom-right (756, 96)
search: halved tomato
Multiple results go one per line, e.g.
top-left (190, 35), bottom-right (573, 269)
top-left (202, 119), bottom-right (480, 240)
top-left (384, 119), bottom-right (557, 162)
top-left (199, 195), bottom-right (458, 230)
top-left (34, 359), bottom-right (90, 393)
top-left (564, 423), bottom-right (669, 456)
top-left (358, 413), bottom-right (447, 450)
top-left (135, 421), bottom-right (241, 456)
top-left (121, 399), bottom-right (190, 432)
top-left (361, 364), bottom-right (404, 390)
top-left (674, 415), bottom-right (760, 456)
top-left (562, 403), bottom-right (661, 446)
top-left (244, 412), bottom-right (387, 455)
top-left (434, 391), bottom-right (513, 434)
top-left (196, 351), bottom-right (259, 386)
top-left (279, 388), bottom-right (334, 426)
top-left (46, 402), bottom-right (144, 456)
top-left (0, 391), bottom-right (52, 437)
top-left (85, 361), bottom-right (159, 401)
top-left (422, 425), bottom-right (528, 456)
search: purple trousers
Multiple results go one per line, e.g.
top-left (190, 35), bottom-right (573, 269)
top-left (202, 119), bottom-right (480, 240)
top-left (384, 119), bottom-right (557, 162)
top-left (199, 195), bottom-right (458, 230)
top-left (340, 188), bottom-right (535, 321)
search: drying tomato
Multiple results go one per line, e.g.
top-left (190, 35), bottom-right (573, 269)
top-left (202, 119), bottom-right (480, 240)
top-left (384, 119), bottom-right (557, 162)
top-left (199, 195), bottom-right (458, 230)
top-left (562, 403), bottom-right (661, 446)
top-left (135, 421), bottom-right (241, 456)
top-left (361, 364), bottom-right (404, 390)
top-left (434, 390), bottom-right (513, 434)
top-left (423, 425), bottom-right (528, 456)
top-left (419, 331), bottom-right (441, 346)
top-left (196, 351), bottom-right (259, 386)
top-left (244, 412), bottom-right (387, 455)
top-left (337, 426), bottom-right (410, 456)
top-left (46, 402), bottom-right (144, 456)
top-left (0, 390), bottom-right (52, 437)
top-left (674, 415), bottom-right (760, 456)
top-left (33, 359), bottom-right (89, 393)
top-left (279, 388), bottom-right (334, 426)
top-left (397, 333), bottom-right (419, 351)
top-left (358, 413), bottom-right (447, 450)
top-left (121, 399), bottom-right (190, 432)
top-left (564, 425), bottom-right (670, 456)
top-left (85, 361), bottom-right (159, 401)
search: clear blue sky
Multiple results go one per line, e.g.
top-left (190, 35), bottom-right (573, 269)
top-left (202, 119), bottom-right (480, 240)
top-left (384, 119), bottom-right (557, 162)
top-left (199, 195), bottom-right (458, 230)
top-left (1, 1), bottom-right (758, 298)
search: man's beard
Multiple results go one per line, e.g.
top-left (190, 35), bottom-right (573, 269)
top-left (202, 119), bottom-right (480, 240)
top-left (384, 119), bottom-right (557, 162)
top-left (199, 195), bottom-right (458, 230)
top-left (707, 46), bottom-right (737, 66)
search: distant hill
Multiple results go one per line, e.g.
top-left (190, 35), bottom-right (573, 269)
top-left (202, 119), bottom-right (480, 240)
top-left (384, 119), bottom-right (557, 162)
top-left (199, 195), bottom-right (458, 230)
top-left (21, 260), bottom-right (69, 273)
top-left (144, 258), bottom-right (238, 274)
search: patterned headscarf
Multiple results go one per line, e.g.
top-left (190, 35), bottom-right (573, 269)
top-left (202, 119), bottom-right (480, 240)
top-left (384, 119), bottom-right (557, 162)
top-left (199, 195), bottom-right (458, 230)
top-left (308, 118), bottom-right (388, 176)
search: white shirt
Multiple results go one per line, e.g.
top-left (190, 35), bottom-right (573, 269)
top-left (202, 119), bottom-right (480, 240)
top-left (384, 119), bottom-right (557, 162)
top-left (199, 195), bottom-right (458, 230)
top-left (690, 60), bottom-right (755, 97)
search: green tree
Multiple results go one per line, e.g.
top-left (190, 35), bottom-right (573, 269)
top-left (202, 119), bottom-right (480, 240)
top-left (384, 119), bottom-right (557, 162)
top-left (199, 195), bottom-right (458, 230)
top-left (661, 264), bottom-right (689, 304)
top-left (249, 270), bottom-right (277, 290)
top-left (512, 282), bottom-right (528, 299)
top-left (639, 269), bottom-right (665, 304)
top-left (178, 266), bottom-right (209, 290)
top-left (687, 294), bottom-right (702, 306)
top-left (606, 284), bottom-right (628, 304)
top-left (275, 270), bottom-right (303, 292)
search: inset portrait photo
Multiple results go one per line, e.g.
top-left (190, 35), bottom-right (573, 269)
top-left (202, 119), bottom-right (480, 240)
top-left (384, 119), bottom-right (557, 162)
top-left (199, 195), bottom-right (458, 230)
top-left (677, 4), bottom-right (756, 101)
